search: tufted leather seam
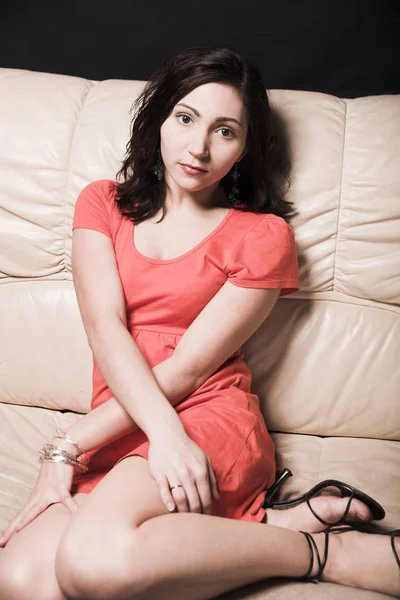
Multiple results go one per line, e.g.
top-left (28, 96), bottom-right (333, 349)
top-left (63, 80), bottom-right (94, 276)
top-left (290, 292), bottom-right (400, 314)
top-left (314, 437), bottom-right (325, 486)
top-left (332, 99), bottom-right (348, 293)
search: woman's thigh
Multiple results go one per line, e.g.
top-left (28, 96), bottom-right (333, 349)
top-left (0, 492), bottom-right (89, 597)
top-left (63, 455), bottom-right (170, 535)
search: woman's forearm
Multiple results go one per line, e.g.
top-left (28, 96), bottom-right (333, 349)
top-left (61, 343), bottom-right (198, 454)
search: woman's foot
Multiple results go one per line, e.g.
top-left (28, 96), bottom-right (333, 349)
top-left (265, 495), bottom-right (373, 533)
top-left (308, 527), bottom-right (400, 597)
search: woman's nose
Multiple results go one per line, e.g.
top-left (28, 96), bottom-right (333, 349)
top-left (189, 133), bottom-right (210, 159)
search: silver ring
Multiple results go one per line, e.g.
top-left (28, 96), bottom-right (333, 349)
top-left (170, 484), bottom-right (184, 490)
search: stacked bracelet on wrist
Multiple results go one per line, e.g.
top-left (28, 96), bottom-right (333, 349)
top-left (38, 428), bottom-right (90, 473)
top-left (53, 427), bottom-right (86, 456)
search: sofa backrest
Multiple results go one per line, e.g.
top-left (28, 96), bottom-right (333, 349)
top-left (0, 68), bottom-right (399, 441)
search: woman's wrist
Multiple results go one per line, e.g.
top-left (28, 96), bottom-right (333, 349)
top-left (39, 442), bottom-right (89, 472)
top-left (46, 356), bottom-right (196, 458)
top-left (147, 417), bottom-right (187, 444)
top-left (49, 437), bottom-right (80, 457)
top-left (38, 427), bottom-right (91, 473)
top-left (50, 427), bottom-right (85, 456)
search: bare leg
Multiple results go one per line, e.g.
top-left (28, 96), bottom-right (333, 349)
top-left (53, 457), bottom-right (399, 600)
top-left (0, 493), bottom-right (88, 600)
top-left (135, 514), bottom-right (316, 600)
top-left (131, 513), bottom-right (400, 600)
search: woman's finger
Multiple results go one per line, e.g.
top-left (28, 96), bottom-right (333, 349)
top-left (179, 465), bottom-right (209, 514)
top-left (177, 473), bottom-right (202, 514)
top-left (207, 458), bottom-right (220, 500)
top-left (0, 519), bottom-right (21, 545)
top-left (16, 492), bottom-right (77, 535)
top-left (0, 526), bottom-right (15, 547)
top-left (156, 472), bottom-right (177, 513)
top-left (0, 503), bottom-right (35, 544)
top-left (14, 512), bottom-right (39, 533)
top-left (0, 502), bottom-right (42, 545)
top-left (192, 469), bottom-right (213, 514)
top-left (61, 493), bottom-right (79, 514)
top-left (171, 482), bottom-right (190, 513)
top-left (15, 498), bottom-right (52, 532)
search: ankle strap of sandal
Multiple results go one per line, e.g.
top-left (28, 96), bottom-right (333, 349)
top-left (300, 530), bottom-right (328, 581)
top-left (390, 530), bottom-right (400, 569)
top-left (301, 526), bottom-right (400, 583)
top-left (299, 526), bottom-right (355, 582)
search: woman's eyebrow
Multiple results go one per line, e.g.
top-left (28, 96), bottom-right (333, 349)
top-left (176, 103), bottom-right (243, 129)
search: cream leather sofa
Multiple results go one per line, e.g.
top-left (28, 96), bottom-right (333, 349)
top-left (0, 67), bottom-right (399, 600)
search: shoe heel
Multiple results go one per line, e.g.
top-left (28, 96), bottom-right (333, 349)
top-left (264, 468), bottom-right (293, 506)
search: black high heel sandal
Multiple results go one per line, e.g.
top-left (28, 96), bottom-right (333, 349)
top-left (263, 469), bottom-right (385, 527)
top-left (299, 526), bottom-right (400, 582)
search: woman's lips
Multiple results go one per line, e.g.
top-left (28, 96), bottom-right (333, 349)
top-left (179, 163), bottom-right (208, 176)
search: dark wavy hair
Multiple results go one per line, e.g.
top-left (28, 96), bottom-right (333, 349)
top-left (113, 45), bottom-right (296, 224)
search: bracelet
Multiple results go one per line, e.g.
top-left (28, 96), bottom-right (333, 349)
top-left (38, 444), bottom-right (88, 466)
top-left (38, 444), bottom-right (89, 473)
top-left (53, 427), bottom-right (86, 457)
top-left (38, 452), bottom-right (88, 473)
top-left (41, 443), bottom-right (90, 465)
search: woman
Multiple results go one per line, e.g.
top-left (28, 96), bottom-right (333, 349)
top-left (0, 45), bottom-right (398, 600)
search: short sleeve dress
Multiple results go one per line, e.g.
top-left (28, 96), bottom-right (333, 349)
top-left (70, 179), bottom-right (300, 523)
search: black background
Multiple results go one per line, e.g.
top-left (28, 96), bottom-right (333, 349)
top-left (1, 0), bottom-right (399, 98)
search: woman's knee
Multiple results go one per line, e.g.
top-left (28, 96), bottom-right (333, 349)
top-left (0, 553), bottom-right (57, 600)
top-left (0, 494), bottom-right (88, 600)
top-left (55, 529), bottom-right (150, 599)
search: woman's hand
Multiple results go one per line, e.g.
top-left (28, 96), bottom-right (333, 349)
top-left (147, 433), bottom-right (220, 515)
top-left (0, 460), bottom-right (79, 547)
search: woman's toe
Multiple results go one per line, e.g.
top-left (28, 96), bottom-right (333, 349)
top-left (340, 497), bottom-right (373, 523)
top-left (315, 496), bottom-right (373, 525)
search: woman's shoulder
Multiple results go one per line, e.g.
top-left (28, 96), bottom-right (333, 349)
top-left (73, 179), bottom-right (122, 237)
top-left (76, 179), bottom-right (121, 216)
top-left (232, 207), bottom-right (292, 235)
top-left (80, 178), bottom-right (118, 199)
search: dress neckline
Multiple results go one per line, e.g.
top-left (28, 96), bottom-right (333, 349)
top-left (131, 207), bottom-right (236, 265)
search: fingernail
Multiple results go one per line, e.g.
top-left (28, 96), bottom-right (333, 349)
top-left (167, 503), bottom-right (175, 512)
top-left (356, 512), bottom-right (367, 521)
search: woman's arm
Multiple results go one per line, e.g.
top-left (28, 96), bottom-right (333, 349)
top-left (71, 227), bottom-right (198, 449)
top-left (69, 226), bottom-right (280, 454)
top-left (60, 353), bottom-right (197, 453)
top-left (61, 280), bottom-right (281, 455)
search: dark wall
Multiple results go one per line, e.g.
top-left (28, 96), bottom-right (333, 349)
top-left (2, 0), bottom-right (399, 98)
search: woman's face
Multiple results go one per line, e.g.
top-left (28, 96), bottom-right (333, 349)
top-left (159, 82), bottom-right (248, 195)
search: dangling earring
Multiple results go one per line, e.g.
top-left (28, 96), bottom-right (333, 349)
top-left (153, 148), bottom-right (165, 181)
top-left (228, 162), bottom-right (240, 203)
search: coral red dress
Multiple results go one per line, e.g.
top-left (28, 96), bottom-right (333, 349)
top-left (70, 179), bottom-right (299, 523)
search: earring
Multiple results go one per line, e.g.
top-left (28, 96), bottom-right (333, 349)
top-left (228, 162), bottom-right (240, 203)
top-left (153, 148), bottom-right (165, 181)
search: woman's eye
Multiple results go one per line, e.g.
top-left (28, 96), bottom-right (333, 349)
top-left (219, 128), bottom-right (235, 138)
top-left (176, 113), bottom-right (192, 124)
top-left (176, 114), bottom-right (235, 138)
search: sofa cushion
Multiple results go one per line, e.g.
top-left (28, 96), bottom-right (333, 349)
top-left (1, 403), bottom-right (397, 599)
